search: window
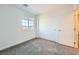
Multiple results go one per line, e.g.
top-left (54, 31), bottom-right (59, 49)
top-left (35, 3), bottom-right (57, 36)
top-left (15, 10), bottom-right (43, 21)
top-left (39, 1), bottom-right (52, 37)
top-left (28, 18), bottom-right (33, 29)
top-left (22, 17), bottom-right (34, 30)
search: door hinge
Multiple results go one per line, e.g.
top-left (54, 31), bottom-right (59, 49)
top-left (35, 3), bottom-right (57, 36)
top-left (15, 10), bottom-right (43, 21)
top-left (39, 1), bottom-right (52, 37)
top-left (74, 42), bottom-right (76, 44)
top-left (74, 28), bottom-right (76, 31)
top-left (74, 15), bottom-right (76, 16)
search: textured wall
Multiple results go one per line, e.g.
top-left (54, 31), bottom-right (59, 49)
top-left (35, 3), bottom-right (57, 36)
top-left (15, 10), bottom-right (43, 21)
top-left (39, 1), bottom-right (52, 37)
top-left (39, 5), bottom-right (74, 47)
top-left (0, 5), bottom-right (36, 50)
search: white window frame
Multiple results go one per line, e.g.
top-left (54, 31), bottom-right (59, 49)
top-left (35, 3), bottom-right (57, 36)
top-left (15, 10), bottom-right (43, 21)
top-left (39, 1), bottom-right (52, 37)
top-left (22, 17), bottom-right (34, 30)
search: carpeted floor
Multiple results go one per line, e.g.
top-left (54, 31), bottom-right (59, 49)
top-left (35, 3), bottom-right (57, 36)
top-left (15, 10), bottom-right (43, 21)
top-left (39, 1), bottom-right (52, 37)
top-left (0, 38), bottom-right (79, 55)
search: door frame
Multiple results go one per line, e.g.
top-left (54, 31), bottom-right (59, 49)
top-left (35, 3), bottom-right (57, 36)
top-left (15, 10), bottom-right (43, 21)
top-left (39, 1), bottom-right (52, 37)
top-left (74, 9), bottom-right (79, 48)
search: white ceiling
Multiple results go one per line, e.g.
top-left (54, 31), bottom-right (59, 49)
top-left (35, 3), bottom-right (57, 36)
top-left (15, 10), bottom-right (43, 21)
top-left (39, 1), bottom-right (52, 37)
top-left (14, 4), bottom-right (75, 18)
top-left (29, 4), bottom-right (74, 19)
top-left (30, 4), bottom-right (72, 13)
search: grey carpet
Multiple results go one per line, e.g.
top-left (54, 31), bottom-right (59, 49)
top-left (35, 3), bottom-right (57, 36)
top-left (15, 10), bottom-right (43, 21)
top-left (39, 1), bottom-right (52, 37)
top-left (0, 38), bottom-right (79, 55)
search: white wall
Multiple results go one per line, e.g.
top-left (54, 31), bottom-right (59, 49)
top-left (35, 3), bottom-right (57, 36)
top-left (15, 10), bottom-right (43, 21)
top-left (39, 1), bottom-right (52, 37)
top-left (58, 10), bottom-right (74, 47)
top-left (0, 5), bottom-right (36, 50)
top-left (39, 16), bottom-right (59, 42)
top-left (39, 6), bottom-right (74, 47)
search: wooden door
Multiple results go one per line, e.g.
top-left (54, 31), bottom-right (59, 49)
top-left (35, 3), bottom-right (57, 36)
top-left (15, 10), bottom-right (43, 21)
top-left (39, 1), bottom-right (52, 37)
top-left (74, 10), bottom-right (79, 48)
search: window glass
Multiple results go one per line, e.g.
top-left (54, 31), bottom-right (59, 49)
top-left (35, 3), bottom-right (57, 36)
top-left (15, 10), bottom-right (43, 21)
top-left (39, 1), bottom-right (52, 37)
top-left (22, 17), bottom-right (34, 30)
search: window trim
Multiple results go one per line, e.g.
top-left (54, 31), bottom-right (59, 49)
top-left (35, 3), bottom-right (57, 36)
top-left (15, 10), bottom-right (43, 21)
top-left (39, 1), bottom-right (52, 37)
top-left (22, 16), bottom-right (34, 30)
